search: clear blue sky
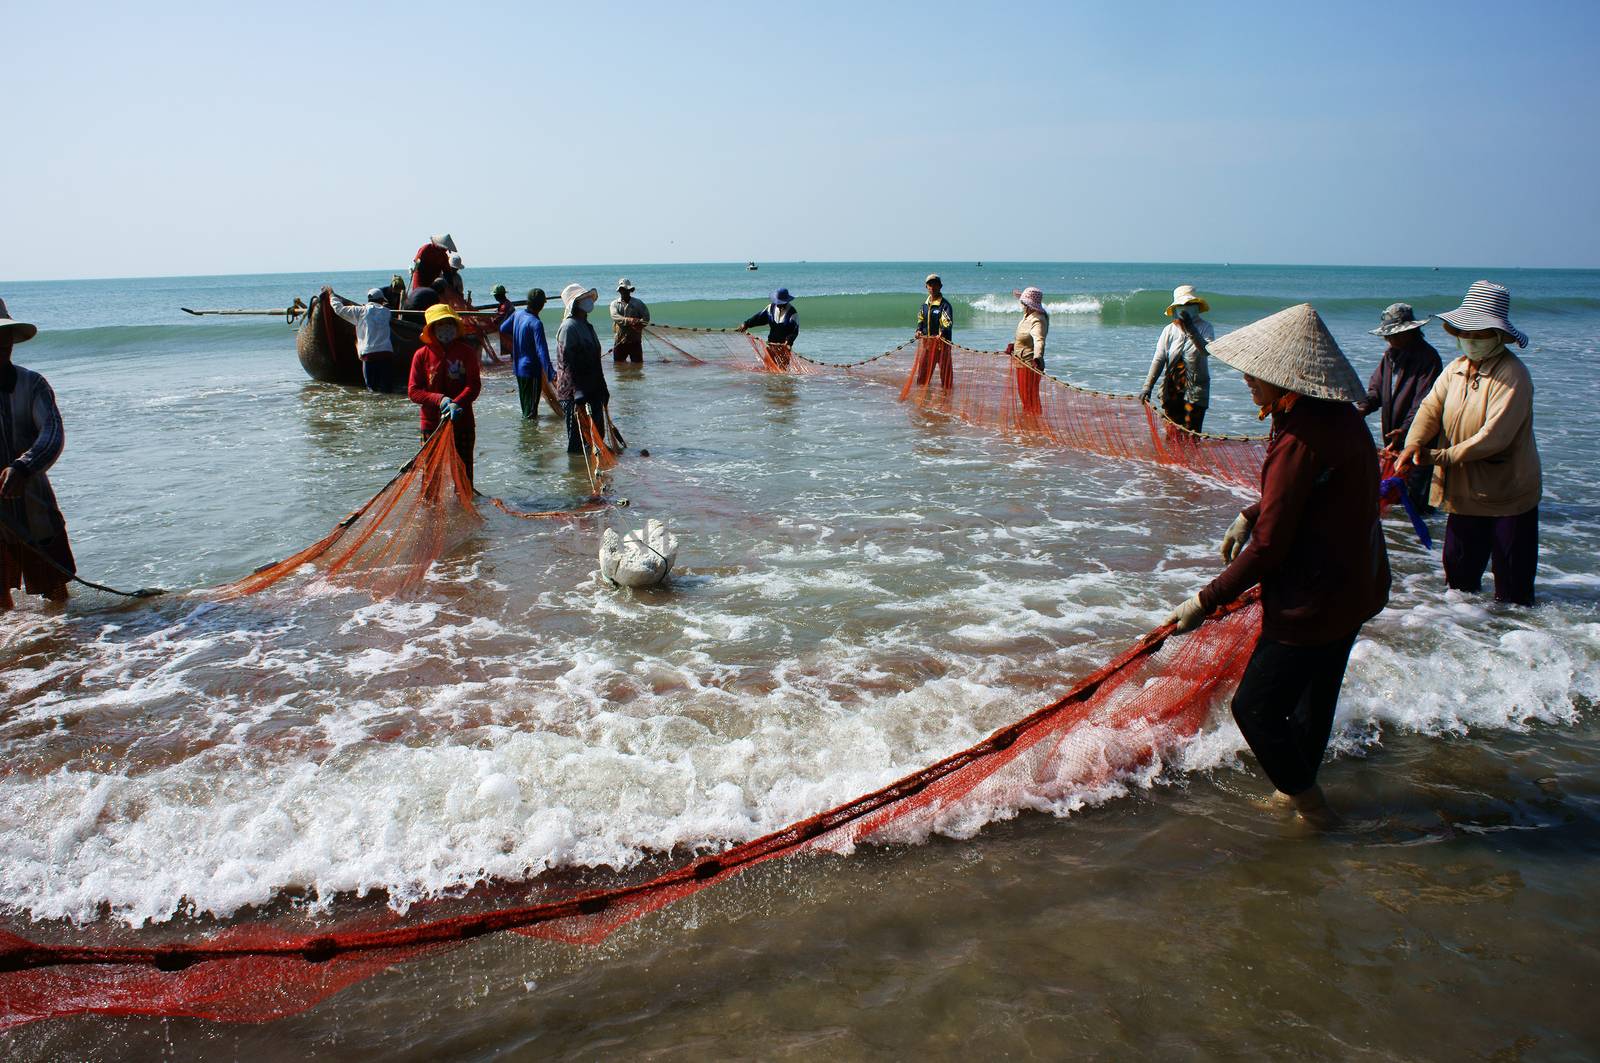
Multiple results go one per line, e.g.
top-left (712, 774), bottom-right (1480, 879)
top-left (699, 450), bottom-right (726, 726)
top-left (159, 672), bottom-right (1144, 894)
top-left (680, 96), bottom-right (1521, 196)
top-left (4, 0), bottom-right (1597, 280)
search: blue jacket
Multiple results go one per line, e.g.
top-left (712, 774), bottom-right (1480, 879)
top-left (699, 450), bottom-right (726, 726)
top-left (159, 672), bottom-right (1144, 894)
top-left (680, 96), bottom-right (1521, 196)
top-left (499, 308), bottom-right (552, 380)
top-left (917, 297), bottom-right (953, 341)
top-left (742, 303), bottom-right (799, 346)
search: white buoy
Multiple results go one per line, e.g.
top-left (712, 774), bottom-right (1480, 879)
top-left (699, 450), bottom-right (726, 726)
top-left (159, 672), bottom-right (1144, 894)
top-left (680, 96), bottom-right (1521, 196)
top-left (599, 519), bottom-right (679, 588)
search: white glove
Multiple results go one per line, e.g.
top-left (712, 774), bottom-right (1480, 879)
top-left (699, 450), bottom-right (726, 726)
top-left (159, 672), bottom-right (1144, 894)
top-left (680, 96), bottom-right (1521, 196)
top-left (1220, 511), bottom-right (1253, 563)
top-left (1164, 594), bottom-right (1206, 633)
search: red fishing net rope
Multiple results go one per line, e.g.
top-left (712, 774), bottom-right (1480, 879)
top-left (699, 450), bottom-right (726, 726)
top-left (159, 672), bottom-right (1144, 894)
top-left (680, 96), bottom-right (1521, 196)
top-left (641, 326), bottom-right (819, 374)
top-left (0, 597), bottom-right (1260, 1029)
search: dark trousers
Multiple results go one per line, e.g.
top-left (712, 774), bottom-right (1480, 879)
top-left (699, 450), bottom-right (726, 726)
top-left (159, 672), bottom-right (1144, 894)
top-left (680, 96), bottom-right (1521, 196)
top-left (1230, 633), bottom-right (1358, 796)
top-left (563, 397), bottom-right (605, 455)
top-left (1161, 398), bottom-right (1207, 432)
top-left (422, 420), bottom-right (474, 485)
top-left (517, 374), bottom-right (543, 419)
top-left (613, 332), bottom-right (644, 363)
top-left (362, 353), bottom-right (398, 393)
top-left (1443, 507), bottom-right (1538, 606)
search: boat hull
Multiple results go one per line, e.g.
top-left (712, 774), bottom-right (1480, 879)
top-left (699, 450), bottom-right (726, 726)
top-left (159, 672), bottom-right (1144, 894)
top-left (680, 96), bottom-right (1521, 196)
top-left (296, 290), bottom-right (423, 391)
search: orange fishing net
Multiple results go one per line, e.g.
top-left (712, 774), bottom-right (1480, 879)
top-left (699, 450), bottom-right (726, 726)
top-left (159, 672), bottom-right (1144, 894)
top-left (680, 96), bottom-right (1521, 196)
top-left (218, 423), bottom-right (598, 600)
top-left (641, 325), bottom-right (819, 374)
top-left (0, 597), bottom-right (1261, 1028)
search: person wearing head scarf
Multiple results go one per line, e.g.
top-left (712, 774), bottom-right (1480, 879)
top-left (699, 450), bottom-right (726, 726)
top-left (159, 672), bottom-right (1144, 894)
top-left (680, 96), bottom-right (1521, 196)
top-left (1397, 281), bottom-right (1541, 605)
top-left (609, 279), bottom-right (651, 364)
top-left (737, 289), bottom-right (800, 368)
top-left (1141, 285), bottom-right (1215, 431)
top-left (1010, 287), bottom-right (1049, 414)
top-left (913, 273), bottom-right (955, 388)
top-left (1165, 304), bottom-right (1390, 828)
top-left (0, 298), bottom-right (75, 610)
top-left (407, 303), bottom-right (482, 482)
top-left (500, 288), bottom-right (560, 420)
top-left (1358, 303), bottom-right (1442, 511)
top-left (556, 284), bottom-right (612, 455)
top-left (326, 285), bottom-right (398, 393)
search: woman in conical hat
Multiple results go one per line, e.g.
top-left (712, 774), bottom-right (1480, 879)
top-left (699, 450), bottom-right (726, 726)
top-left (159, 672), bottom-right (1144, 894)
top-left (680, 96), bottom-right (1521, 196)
top-left (1396, 280), bottom-right (1540, 605)
top-left (1164, 303), bottom-right (1390, 827)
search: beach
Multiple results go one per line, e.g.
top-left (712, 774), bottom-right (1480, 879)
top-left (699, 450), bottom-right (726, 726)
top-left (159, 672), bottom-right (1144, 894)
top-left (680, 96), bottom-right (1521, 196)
top-left (2, 261), bottom-right (1598, 1058)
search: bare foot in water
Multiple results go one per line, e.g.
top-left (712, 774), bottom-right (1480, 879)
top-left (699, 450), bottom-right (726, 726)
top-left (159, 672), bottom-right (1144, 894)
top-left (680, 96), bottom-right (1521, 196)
top-left (1289, 785), bottom-right (1341, 830)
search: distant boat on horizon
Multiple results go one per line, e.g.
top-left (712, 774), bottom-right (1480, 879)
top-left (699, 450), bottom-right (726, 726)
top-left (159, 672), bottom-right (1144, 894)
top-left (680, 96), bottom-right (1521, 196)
top-left (746, 261), bottom-right (758, 271)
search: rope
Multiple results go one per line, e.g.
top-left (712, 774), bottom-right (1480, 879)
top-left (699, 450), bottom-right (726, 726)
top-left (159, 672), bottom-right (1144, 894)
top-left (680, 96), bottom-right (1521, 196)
top-left (0, 500), bottom-right (164, 600)
top-left (0, 590), bottom-right (1258, 974)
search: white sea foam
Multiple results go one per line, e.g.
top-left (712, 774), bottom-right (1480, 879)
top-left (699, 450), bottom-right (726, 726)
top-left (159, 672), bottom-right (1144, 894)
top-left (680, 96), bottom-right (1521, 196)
top-left (967, 293), bottom-right (1104, 316)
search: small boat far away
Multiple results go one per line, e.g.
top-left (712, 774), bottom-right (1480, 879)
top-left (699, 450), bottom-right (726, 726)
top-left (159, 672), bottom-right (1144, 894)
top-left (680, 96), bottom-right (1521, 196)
top-left (747, 261), bottom-right (758, 271)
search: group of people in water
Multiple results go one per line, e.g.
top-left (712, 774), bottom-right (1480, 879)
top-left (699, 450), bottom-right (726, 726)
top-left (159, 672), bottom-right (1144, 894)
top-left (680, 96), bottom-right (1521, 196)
top-left (0, 259), bottom-right (1546, 827)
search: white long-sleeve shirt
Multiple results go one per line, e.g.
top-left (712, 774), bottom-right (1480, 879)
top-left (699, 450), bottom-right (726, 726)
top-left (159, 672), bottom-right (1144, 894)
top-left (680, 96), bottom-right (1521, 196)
top-left (330, 296), bottom-right (394, 357)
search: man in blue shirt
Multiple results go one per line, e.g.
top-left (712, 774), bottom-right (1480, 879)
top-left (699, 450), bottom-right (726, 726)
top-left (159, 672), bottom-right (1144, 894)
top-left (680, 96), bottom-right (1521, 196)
top-left (499, 288), bottom-right (560, 419)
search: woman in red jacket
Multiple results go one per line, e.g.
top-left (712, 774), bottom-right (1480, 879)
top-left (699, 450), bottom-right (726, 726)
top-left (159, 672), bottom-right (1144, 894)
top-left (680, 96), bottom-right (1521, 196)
top-left (407, 303), bottom-right (482, 483)
top-left (1165, 304), bottom-right (1390, 827)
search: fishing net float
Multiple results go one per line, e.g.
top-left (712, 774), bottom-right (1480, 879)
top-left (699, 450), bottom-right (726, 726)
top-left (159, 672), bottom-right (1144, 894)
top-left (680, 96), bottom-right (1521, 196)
top-left (0, 595), bottom-right (1261, 1029)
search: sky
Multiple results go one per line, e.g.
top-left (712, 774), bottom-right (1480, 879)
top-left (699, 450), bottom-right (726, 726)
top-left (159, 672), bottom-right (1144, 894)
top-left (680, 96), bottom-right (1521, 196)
top-left (3, 0), bottom-right (1598, 280)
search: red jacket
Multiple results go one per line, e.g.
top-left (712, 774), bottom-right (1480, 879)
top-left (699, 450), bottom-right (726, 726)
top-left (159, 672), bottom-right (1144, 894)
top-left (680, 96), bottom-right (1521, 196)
top-left (411, 243), bottom-right (450, 288)
top-left (1199, 397), bottom-right (1390, 645)
top-left (407, 339), bottom-right (482, 435)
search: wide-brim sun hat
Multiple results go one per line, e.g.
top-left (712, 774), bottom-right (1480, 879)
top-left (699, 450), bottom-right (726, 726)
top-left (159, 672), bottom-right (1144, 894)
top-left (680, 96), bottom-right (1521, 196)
top-left (420, 303), bottom-right (464, 344)
top-left (1165, 284), bottom-right (1210, 316)
top-left (772, 288), bottom-right (793, 305)
top-left (0, 298), bottom-right (37, 343)
top-left (1013, 287), bottom-right (1045, 313)
top-left (1436, 280), bottom-right (1528, 348)
top-left (617, 278), bottom-right (634, 292)
top-left (561, 283), bottom-right (599, 309)
top-left (1205, 303), bottom-right (1365, 402)
top-left (448, 253), bottom-right (464, 269)
top-left (1370, 302), bottom-right (1429, 336)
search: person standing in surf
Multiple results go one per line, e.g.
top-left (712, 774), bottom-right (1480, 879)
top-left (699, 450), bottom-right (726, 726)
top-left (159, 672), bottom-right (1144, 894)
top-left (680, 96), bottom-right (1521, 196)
top-left (407, 303), bottom-right (482, 483)
top-left (1141, 284), bottom-right (1214, 431)
top-left (501, 288), bottom-right (560, 420)
top-left (326, 286), bottom-right (398, 393)
top-left (1165, 304), bottom-right (1390, 828)
top-left (410, 233), bottom-right (455, 293)
top-left (1358, 303), bottom-right (1442, 510)
top-left (737, 288), bottom-right (800, 368)
top-left (1010, 286), bottom-right (1049, 414)
top-left (914, 273), bottom-right (954, 387)
top-left (609, 279), bottom-right (651, 364)
top-left (0, 298), bottom-right (75, 610)
top-left (1396, 281), bottom-right (1541, 605)
top-left (556, 284), bottom-right (612, 456)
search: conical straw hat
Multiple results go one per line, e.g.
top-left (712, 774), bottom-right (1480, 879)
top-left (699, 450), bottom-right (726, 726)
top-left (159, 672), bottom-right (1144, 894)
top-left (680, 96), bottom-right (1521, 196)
top-left (1205, 303), bottom-right (1364, 402)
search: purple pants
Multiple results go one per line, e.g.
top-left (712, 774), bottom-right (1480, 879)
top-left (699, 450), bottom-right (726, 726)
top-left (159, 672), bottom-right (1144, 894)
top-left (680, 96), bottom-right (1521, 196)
top-left (1443, 507), bottom-right (1538, 606)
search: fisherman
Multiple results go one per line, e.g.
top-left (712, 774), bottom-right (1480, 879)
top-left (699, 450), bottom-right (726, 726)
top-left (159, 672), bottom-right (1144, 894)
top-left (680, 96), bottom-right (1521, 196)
top-left (1165, 304), bottom-right (1389, 828)
top-left (0, 298), bottom-right (75, 610)
top-left (609, 279), bottom-right (651, 364)
top-left (556, 284), bottom-right (611, 457)
top-left (492, 284), bottom-right (515, 361)
top-left (1010, 286), bottom-right (1049, 414)
top-left (737, 288), bottom-right (800, 368)
top-left (1396, 281), bottom-right (1541, 606)
top-left (501, 288), bottom-right (561, 420)
top-left (1358, 303), bottom-right (1442, 511)
top-left (440, 253), bottom-right (467, 301)
top-left (410, 233), bottom-right (455, 292)
top-left (326, 286), bottom-right (398, 393)
top-left (1140, 284), bottom-right (1214, 431)
top-left (407, 303), bottom-right (482, 483)
top-left (914, 273), bottom-right (954, 386)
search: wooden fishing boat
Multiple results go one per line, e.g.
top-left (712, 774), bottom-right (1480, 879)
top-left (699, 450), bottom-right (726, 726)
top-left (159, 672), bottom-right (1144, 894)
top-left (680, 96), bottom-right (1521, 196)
top-left (296, 289), bottom-right (423, 391)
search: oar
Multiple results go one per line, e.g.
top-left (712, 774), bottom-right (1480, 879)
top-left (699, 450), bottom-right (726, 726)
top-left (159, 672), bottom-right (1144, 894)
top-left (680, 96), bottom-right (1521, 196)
top-left (180, 307), bottom-right (305, 317)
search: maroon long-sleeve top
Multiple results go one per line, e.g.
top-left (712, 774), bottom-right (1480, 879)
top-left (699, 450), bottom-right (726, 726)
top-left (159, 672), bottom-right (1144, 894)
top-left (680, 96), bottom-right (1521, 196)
top-left (407, 339), bottom-right (482, 436)
top-left (1198, 397), bottom-right (1390, 645)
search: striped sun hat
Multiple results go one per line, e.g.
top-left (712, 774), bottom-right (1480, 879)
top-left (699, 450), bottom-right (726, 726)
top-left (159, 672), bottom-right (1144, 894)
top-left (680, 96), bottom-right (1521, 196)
top-left (1437, 280), bottom-right (1528, 348)
top-left (1014, 287), bottom-right (1045, 313)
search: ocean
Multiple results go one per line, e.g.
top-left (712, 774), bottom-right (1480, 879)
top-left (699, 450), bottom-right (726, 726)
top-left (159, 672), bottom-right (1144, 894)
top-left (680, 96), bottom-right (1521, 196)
top-left (2, 261), bottom-right (1598, 1058)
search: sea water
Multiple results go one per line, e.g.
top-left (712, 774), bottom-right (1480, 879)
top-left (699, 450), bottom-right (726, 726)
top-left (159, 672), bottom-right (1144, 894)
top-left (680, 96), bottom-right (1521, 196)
top-left (2, 262), bottom-right (1598, 1058)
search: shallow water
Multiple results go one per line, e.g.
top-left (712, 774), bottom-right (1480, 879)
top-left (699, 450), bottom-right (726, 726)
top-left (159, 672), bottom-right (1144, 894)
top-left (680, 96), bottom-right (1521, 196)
top-left (1, 263), bottom-right (1598, 1057)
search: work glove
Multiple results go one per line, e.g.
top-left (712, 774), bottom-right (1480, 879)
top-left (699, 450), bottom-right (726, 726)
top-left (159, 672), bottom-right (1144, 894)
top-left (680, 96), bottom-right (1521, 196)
top-left (438, 397), bottom-right (458, 421)
top-left (1220, 511), bottom-right (1253, 562)
top-left (1138, 388), bottom-right (1152, 404)
top-left (1164, 594), bottom-right (1206, 633)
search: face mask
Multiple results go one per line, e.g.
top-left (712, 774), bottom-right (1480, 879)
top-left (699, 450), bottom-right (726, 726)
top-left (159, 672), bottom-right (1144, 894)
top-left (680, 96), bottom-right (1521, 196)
top-left (576, 297), bottom-right (595, 313)
top-left (1457, 334), bottom-right (1503, 362)
top-left (434, 325), bottom-right (459, 344)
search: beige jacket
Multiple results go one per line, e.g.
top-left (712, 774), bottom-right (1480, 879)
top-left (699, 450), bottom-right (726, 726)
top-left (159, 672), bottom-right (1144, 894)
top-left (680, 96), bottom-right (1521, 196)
top-left (1013, 310), bottom-right (1048, 364)
top-left (1404, 349), bottom-right (1541, 516)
